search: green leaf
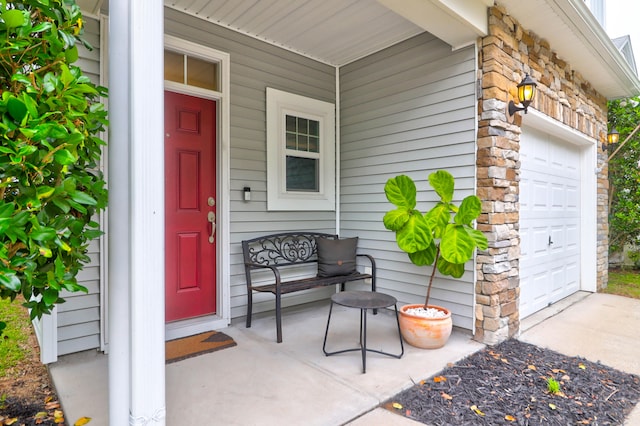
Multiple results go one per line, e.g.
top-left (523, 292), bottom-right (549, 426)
top-left (37, 186), bottom-right (55, 200)
top-left (65, 45), bottom-right (79, 63)
top-left (54, 238), bottom-right (72, 252)
top-left (383, 209), bottom-right (410, 231)
top-left (437, 257), bottom-right (465, 278)
top-left (455, 195), bottom-right (482, 225)
top-left (31, 21), bottom-right (53, 33)
top-left (31, 228), bottom-right (57, 241)
top-left (17, 145), bottom-right (37, 156)
top-left (429, 170), bottom-right (455, 203)
top-left (385, 175), bottom-right (416, 209)
top-left (440, 224), bottom-right (475, 264)
top-left (38, 246), bottom-right (53, 257)
top-left (0, 203), bottom-right (15, 218)
top-left (43, 73), bottom-right (58, 93)
top-left (0, 272), bottom-right (21, 292)
top-left (43, 288), bottom-right (59, 305)
top-left (396, 214), bottom-right (433, 253)
top-left (2, 9), bottom-right (26, 28)
top-left (425, 202), bottom-right (451, 238)
top-left (51, 197), bottom-right (71, 213)
top-left (21, 94), bottom-right (39, 119)
top-left (7, 98), bottom-right (28, 122)
top-left (60, 64), bottom-right (74, 87)
top-left (70, 191), bottom-right (97, 206)
top-left (466, 228), bottom-right (488, 251)
top-left (54, 149), bottom-right (76, 165)
top-left (408, 242), bottom-right (437, 266)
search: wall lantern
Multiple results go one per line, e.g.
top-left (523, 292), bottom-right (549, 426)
top-left (508, 74), bottom-right (537, 116)
top-left (603, 128), bottom-right (619, 152)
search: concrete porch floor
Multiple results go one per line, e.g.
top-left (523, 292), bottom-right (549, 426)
top-left (49, 292), bottom-right (640, 425)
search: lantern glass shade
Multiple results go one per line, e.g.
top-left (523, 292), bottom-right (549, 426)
top-left (517, 74), bottom-right (537, 104)
top-left (607, 128), bottom-right (620, 145)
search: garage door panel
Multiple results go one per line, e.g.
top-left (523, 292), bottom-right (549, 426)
top-left (550, 265), bottom-right (565, 298)
top-left (551, 184), bottom-right (565, 209)
top-left (519, 126), bottom-right (582, 319)
top-left (520, 268), bottom-right (551, 317)
top-left (533, 229), bottom-right (550, 256)
top-left (567, 186), bottom-right (579, 209)
top-left (566, 225), bottom-right (579, 251)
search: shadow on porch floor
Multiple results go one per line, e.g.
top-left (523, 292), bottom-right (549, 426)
top-left (49, 300), bottom-right (483, 425)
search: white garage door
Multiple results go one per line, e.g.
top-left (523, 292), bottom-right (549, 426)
top-left (519, 126), bottom-right (581, 318)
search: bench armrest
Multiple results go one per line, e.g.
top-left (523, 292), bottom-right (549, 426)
top-left (244, 262), bottom-right (283, 292)
top-left (356, 253), bottom-right (376, 291)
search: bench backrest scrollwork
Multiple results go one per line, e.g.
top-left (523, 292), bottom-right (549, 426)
top-left (242, 232), bottom-right (338, 268)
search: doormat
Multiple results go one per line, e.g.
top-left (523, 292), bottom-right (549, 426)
top-left (165, 331), bottom-right (237, 364)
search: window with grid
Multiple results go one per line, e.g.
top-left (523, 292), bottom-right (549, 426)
top-left (267, 88), bottom-right (335, 211)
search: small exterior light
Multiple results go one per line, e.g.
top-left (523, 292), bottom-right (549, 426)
top-left (603, 128), bottom-right (620, 152)
top-left (508, 74), bottom-right (537, 116)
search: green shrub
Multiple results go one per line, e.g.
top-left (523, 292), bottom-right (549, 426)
top-left (0, 0), bottom-right (108, 332)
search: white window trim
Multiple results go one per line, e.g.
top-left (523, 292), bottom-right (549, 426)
top-left (266, 88), bottom-right (335, 211)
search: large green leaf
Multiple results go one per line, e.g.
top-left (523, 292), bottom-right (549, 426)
top-left (428, 170), bottom-right (454, 203)
top-left (396, 214), bottom-right (433, 253)
top-left (440, 224), bottom-right (475, 264)
top-left (437, 257), bottom-right (465, 278)
top-left (408, 242), bottom-right (437, 266)
top-left (455, 195), bottom-right (482, 225)
top-left (425, 202), bottom-right (451, 238)
top-left (466, 228), bottom-right (488, 251)
top-left (383, 208), bottom-right (410, 231)
top-left (384, 175), bottom-right (416, 209)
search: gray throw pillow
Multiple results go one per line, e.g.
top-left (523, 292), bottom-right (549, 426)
top-left (316, 237), bottom-right (358, 277)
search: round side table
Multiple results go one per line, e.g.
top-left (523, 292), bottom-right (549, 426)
top-left (322, 290), bottom-right (404, 373)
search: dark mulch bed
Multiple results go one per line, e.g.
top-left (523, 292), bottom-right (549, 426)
top-left (385, 339), bottom-right (640, 425)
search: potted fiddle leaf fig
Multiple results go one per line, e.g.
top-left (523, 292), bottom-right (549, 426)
top-left (383, 170), bottom-right (487, 348)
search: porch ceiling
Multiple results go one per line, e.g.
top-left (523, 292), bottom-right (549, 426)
top-left (164, 0), bottom-right (428, 66)
top-left (86, 0), bottom-right (640, 99)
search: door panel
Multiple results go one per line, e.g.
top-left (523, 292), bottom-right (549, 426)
top-left (165, 91), bottom-right (217, 322)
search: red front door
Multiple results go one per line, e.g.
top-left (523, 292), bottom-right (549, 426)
top-left (164, 91), bottom-right (217, 322)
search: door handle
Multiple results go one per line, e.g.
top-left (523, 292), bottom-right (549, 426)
top-left (548, 236), bottom-right (553, 246)
top-left (208, 211), bottom-right (216, 244)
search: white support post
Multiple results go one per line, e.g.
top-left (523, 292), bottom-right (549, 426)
top-left (129, 1), bottom-right (166, 424)
top-left (107, 1), bottom-right (131, 425)
top-left (108, 1), bottom-right (166, 425)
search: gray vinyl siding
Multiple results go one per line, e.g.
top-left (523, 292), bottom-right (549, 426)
top-left (165, 8), bottom-right (338, 319)
top-left (55, 16), bottom-right (103, 356)
top-left (339, 33), bottom-right (477, 331)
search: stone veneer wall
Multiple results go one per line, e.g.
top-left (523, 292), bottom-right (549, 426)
top-left (475, 4), bottom-right (610, 345)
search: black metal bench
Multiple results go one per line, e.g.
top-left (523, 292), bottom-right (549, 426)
top-left (242, 232), bottom-right (376, 343)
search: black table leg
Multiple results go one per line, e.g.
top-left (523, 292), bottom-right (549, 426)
top-left (361, 308), bottom-right (367, 373)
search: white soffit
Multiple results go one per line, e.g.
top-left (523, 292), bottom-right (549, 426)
top-left (498, 0), bottom-right (640, 99)
top-left (164, 0), bottom-right (427, 67)
top-left (378, 0), bottom-right (492, 50)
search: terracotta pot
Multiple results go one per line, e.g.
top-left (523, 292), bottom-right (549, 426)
top-left (398, 304), bottom-right (453, 349)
